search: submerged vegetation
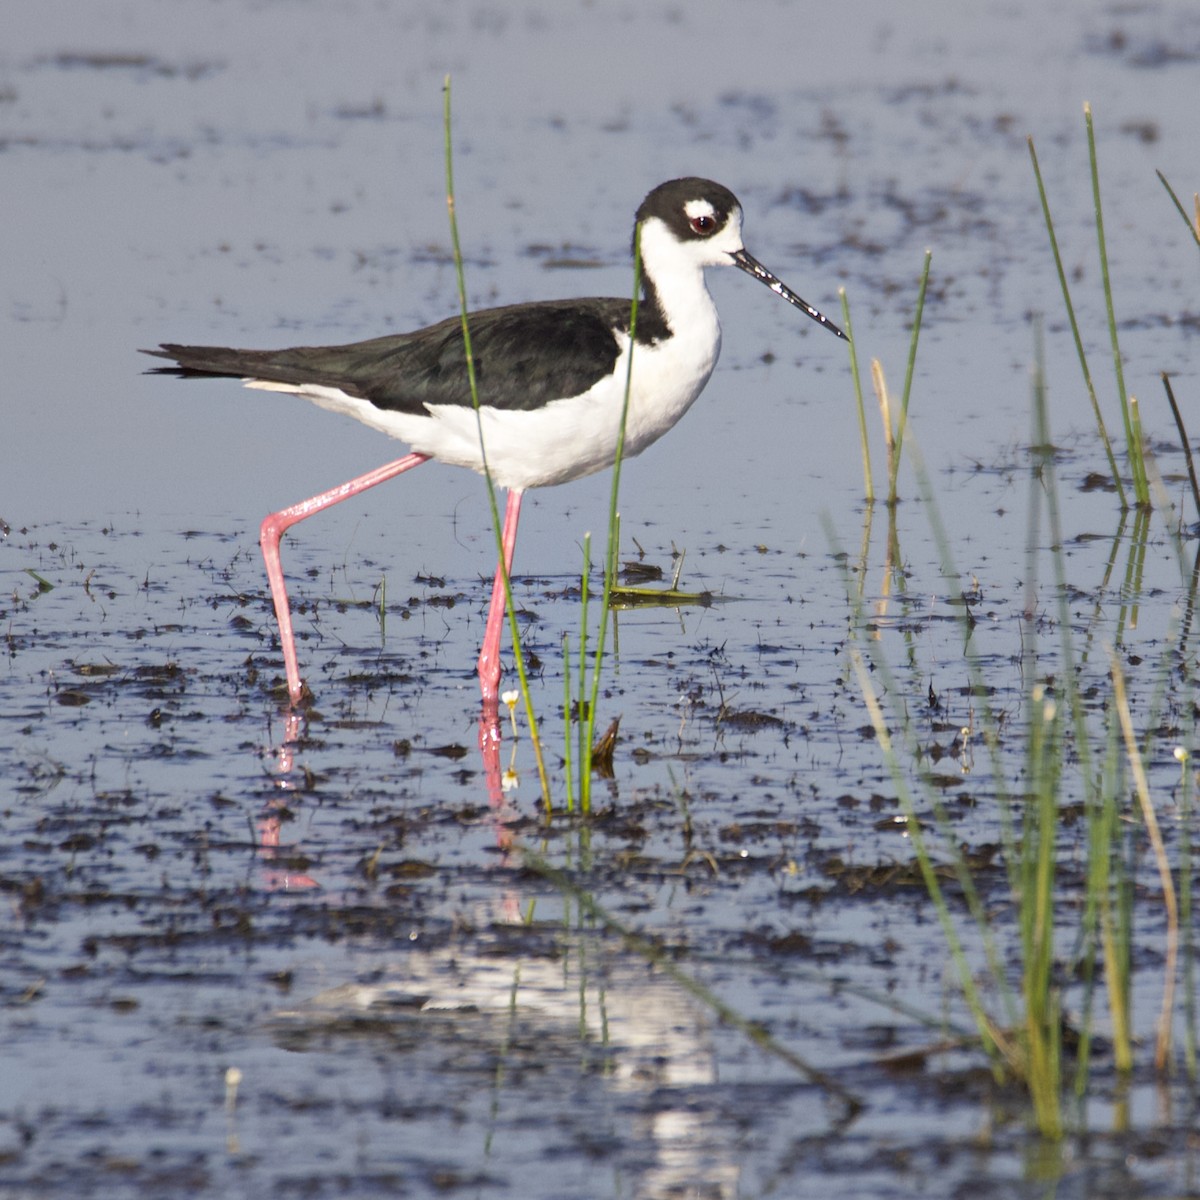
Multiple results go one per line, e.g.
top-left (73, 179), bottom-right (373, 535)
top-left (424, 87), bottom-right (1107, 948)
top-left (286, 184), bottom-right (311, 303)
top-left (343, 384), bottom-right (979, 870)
top-left (837, 104), bottom-right (1199, 1139)
top-left (453, 87), bottom-right (1198, 1142)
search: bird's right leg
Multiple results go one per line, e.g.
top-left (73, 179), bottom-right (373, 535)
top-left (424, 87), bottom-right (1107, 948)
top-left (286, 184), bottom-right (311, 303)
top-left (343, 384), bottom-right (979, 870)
top-left (477, 488), bottom-right (524, 711)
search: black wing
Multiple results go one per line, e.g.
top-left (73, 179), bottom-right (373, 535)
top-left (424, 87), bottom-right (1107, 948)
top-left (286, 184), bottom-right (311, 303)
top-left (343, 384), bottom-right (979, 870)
top-left (144, 297), bottom-right (659, 415)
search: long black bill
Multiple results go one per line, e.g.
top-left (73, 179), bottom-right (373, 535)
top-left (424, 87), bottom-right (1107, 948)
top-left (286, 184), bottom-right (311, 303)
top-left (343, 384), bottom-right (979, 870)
top-left (733, 249), bottom-right (847, 340)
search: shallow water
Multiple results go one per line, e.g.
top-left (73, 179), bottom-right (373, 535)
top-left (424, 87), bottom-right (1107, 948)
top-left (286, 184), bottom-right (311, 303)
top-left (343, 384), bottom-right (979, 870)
top-left (3, 1), bottom-right (1200, 1196)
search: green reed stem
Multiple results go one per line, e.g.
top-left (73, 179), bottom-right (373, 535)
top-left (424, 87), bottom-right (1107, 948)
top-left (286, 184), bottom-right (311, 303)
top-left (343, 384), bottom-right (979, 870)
top-left (1090, 691), bottom-right (1135, 1076)
top-left (1085, 102), bottom-right (1148, 505)
top-left (839, 289), bottom-right (874, 504)
top-left (1028, 333), bottom-right (1135, 1086)
top-left (443, 76), bottom-right (550, 808)
top-left (572, 533), bottom-right (592, 813)
top-left (1177, 746), bottom-right (1197, 1080)
top-left (1155, 170), bottom-right (1200, 251)
top-left (579, 228), bottom-right (642, 814)
top-left (1075, 709), bottom-right (1121, 1095)
top-left (1021, 685), bottom-right (1064, 1138)
top-left (1162, 374), bottom-right (1200, 524)
top-left (1027, 134), bottom-right (1128, 509)
top-left (888, 249), bottom-right (931, 506)
top-left (562, 632), bottom-right (574, 813)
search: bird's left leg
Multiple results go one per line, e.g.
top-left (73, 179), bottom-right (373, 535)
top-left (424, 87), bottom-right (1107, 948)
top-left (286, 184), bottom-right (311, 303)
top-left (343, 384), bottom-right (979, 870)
top-left (260, 452), bottom-right (430, 705)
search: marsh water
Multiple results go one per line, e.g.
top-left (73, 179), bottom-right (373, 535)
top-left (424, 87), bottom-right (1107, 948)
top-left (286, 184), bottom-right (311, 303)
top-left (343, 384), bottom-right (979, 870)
top-left (3, 1), bottom-right (1200, 1196)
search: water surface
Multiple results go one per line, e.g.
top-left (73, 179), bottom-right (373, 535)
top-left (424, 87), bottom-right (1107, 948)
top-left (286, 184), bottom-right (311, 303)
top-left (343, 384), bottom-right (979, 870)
top-left (3, 1), bottom-right (1199, 1196)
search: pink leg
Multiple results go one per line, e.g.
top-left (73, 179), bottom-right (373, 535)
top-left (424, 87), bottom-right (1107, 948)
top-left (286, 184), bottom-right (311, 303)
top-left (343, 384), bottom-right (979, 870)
top-left (476, 488), bottom-right (524, 707)
top-left (260, 452), bottom-right (429, 705)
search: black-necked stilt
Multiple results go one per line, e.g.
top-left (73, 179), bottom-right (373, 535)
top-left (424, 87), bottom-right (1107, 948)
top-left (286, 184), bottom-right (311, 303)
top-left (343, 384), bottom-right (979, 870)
top-left (145, 177), bottom-right (844, 709)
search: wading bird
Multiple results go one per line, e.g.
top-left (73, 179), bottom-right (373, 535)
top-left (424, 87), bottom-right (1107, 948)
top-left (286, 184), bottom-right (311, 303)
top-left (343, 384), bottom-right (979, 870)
top-left (146, 177), bottom-right (844, 708)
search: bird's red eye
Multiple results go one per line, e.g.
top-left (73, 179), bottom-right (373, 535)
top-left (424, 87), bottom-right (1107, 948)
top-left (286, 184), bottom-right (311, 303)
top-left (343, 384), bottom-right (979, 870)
top-left (689, 214), bottom-right (716, 235)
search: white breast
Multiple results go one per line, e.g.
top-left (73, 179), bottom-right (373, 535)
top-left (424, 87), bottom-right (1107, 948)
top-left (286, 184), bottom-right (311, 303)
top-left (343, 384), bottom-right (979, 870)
top-left (251, 299), bottom-right (723, 491)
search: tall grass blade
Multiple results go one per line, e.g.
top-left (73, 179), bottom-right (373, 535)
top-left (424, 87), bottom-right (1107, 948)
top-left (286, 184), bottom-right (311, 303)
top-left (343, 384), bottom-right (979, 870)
top-left (1178, 747), bottom-right (1197, 1080)
top-left (889, 249), bottom-right (931, 505)
top-left (1021, 685), bottom-right (1064, 1138)
top-left (1085, 102), bottom-right (1148, 505)
top-left (1162, 374), bottom-right (1200, 523)
top-left (1155, 170), bottom-right (1200, 250)
top-left (579, 229), bottom-right (643, 813)
top-left (839, 289), bottom-right (874, 503)
top-left (442, 76), bottom-right (550, 807)
top-left (1026, 327), bottom-right (1143, 1084)
top-left (1075, 710), bottom-right (1123, 1094)
top-left (562, 633), bottom-right (574, 813)
top-left (574, 532), bottom-right (593, 812)
top-left (1027, 134), bottom-right (1127, 508)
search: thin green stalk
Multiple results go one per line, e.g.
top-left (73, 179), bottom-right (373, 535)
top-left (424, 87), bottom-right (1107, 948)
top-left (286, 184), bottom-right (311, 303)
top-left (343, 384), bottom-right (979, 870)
top-left (889, 249), bottom-right (931, 505)
top-left (579, 229), bottom-right (642, 813)
top-left (1113, 505), bottom-right (1150, 645)
top-left (1019, 330), bottom-right (1066, 1133)
top-left (1100, 788), bottom-right (1135, 1072)
top-left (1026, 984), bottom-right (1063, 1139)
top-left (1155, 170), bottom-right (1200, 250)
top-left (1127, 394), bottom-right (1149, 534)
top-left (573, 533), bottom-right (593, 813)
top-left (1162, 374), bottom-right (1200, 524)
top-left (1075, 708), bottom-right (1123, 1095)
top-left (854, 503), bottom-right (875, 601)
top-left (839, 289), bottom-right (874, 503)
top-left (1085, 102), bottom-right (1148, 505)
top-left (442, 76), bottom-right (550, 808)
top-left (1028, 332), bottom-right (1135, 1085)
top-left (1030, 321), bottom-right (1100, 855)
top-left (1021, 685), bottom-right (1064, 1138)
top-left (562, 632), bottom-right (574, 813)
top-left (1177, 746), bottom-right (1197, 1080)
top-left (1027, 134), bottom-right (1127, 508)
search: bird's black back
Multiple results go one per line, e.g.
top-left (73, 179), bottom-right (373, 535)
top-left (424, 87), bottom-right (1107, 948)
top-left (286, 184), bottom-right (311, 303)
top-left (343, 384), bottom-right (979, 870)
top-left (145, 295), bottom-right (671, 415)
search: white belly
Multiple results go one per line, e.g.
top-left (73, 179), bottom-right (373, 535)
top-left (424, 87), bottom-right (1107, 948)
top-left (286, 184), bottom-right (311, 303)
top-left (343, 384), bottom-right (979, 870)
top-left (417, 326), bottom-right (720, 489)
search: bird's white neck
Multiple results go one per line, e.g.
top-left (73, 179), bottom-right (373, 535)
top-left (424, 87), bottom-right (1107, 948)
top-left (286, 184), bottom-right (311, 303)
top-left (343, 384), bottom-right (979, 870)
top-left (637, 215), bottom-right (729, 341)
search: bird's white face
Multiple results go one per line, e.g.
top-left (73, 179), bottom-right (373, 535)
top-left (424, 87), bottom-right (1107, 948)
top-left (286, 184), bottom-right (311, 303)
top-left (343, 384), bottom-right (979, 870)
top-left (639, 198), bottom-right (746, 279)
top-left (680, 197), bottom-right (746, 266)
